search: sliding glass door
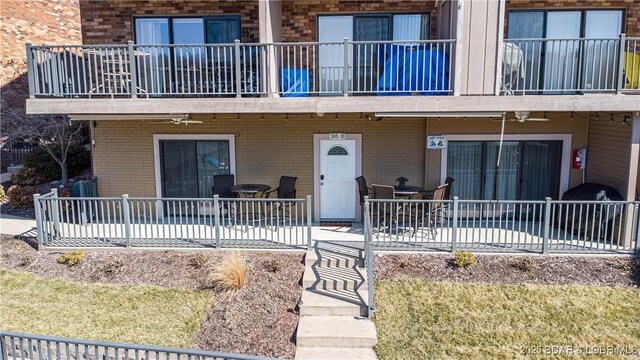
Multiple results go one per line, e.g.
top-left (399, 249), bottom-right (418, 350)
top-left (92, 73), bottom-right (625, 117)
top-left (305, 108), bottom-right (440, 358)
top-left (160, 140), bottom-right (231, 199)
top-left (447, 140), bottom-right (562, 200)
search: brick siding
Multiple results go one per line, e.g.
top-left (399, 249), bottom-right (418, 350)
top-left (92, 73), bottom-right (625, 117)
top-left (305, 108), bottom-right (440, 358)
top-left (79, 0), bottom-right (259, 45)
top-left (506, 0), bottom-right (640, 37)
top-left (281, 0), bottom-right (439, 42)
top-left (0, 0), bottom-right (81, 112)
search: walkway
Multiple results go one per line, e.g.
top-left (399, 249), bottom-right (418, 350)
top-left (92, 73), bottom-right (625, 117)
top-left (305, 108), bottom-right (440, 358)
top-left (295, 240), bottom-right (377, 360)
top-left (0, 214), bottom-right (37, 237)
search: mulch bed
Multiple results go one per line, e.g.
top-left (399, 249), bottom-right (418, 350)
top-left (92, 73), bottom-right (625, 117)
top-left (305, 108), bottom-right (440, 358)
top-left (375, 253), bottom-right (640, 288)
top-left (1, 202), bottom-right (35, 218)
top-left (0, 235), bottom-right (304, 359)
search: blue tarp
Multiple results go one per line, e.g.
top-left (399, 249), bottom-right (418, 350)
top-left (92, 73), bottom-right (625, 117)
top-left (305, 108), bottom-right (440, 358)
top-left (280, 68), bottom-right (310, 97)
top-left (375, 44), bottom-right (449, 96)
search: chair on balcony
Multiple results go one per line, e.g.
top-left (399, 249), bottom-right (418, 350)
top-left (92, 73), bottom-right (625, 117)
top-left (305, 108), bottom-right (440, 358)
top-left (263, 176), bottom-right (298, 223)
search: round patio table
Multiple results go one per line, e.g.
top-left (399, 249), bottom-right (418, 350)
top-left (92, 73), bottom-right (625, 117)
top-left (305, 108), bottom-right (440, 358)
top-left (230, 184), bottom-right (271, 198)
top-left (394, 185), bottom-right (424, 198)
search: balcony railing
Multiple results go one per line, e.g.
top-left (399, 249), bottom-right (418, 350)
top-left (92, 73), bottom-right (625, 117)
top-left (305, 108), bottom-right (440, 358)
top-left (26, 39), bottom-right (455, 98)
top-left (500, 35), bottom-right (640, 95)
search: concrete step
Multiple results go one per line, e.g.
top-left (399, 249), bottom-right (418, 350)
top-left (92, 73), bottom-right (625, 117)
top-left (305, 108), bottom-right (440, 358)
top-left (302, 264), bottom-right (367, 290)
top-left (300, 288), bottom-right (368, 317)
top-left (296, 316), bottom-right (377, 348)
top-left (305, 248), bottom-right (363, 268)
top-left (295, 347), bottom-right (377, 360)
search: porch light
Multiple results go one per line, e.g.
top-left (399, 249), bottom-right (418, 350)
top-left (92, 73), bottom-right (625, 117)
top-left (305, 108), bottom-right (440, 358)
top-left (375, 112), bottom-right (505, 118)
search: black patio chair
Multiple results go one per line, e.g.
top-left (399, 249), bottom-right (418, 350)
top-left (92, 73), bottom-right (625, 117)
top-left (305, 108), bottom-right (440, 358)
top-left (356, 176), bottom-right (373, 209)
top-left (212, 174), bottom-right (235, 219)
top-left (263, 176), bottom-right (298, 223)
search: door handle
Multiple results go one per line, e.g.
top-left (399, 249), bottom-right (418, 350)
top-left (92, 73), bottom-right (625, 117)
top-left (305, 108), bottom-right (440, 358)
top-left (320, 175), bottom-right (324, 180)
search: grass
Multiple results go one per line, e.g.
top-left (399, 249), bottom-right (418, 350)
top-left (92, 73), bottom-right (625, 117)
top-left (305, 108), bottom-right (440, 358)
top-left (0, 268), bottom-right (212, 348)
top-left (374, 280), bottom-right (640, 360)
top-left (207, 252), bottom-right (247, 291)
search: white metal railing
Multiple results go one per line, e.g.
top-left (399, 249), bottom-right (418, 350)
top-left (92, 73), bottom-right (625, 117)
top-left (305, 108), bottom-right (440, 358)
top-left (0, 331), bottom-right (275, 360)
top-left (363, 197), bottom-right (640, 254)
top-left (34, 190), bottom-right (312, 249)
top-left (26, 39), bottom-right (455, 98)
top-left (500, 35), bottom-right (640, 95)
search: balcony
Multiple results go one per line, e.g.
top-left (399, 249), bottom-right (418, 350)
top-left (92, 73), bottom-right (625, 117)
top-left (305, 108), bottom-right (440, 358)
top-left (26, 39), bottom-right (455, 99)
top-left (500, 36), bottom-right (640, 95)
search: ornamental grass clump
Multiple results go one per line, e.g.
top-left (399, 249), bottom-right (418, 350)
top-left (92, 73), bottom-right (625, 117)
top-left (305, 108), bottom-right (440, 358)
top-left (207, 252), bottom-right (247, 291)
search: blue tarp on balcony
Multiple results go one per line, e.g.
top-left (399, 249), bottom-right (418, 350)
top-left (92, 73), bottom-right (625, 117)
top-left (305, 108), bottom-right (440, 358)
top-left (280, 68), bottom-right (310, 97)
top-left (375, 44), bottom-right (449, 96)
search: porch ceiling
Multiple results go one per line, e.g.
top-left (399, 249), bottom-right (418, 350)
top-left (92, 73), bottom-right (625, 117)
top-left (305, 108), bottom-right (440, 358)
top-left (26, 94), bottom-right (640, 116)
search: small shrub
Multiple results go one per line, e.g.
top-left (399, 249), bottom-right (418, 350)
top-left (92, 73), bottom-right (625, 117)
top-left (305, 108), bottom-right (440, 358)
top-left (451, 251), bottom-right (476, 268)
top-left (263, 258), bottom-right (282, 273)
top-left (0, 187), bottom-right (5, 202)
top-left (189, 254), bottom-right (208, 269)
top-left (57, 250), bottom-right (85, 267)
top-left (17, 256), bottom-right (32, 267)
top-left (207, 252), bottom-right (247, 291)
top-left (6, 185), bottom-right (36, 209)
top-left (10, 167), bottom-right (46, 186)
top-left (511, 258), bottom-right (535, 274)
top-left (399, 258), bottom-right (413, 269)
top-left (58, 187), bottom-right (72, 197)
top-left (101, 259), bottom-right (123, 274)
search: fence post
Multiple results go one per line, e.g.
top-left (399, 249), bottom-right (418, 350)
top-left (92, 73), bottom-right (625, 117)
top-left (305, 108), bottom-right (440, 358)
top-left (51, 188), bottom-right (61, 241)
top-left (616, 34), bottom-right (626, 94)
top-left (342, 38), bottom-right (349, 96)
top-left (635, 202), bottom-right (640, 255)
top-left (542, 197), bottom-right (552, 254)
top-left (128, 41), bottom-right (138, 98)
top-left (364, 196), bottom-right (375, 317)
top-left (306, 195), bottom-right (312, 249)
top-left (451, 196), bottom-right (459, 252)
top-left (26, 43), bottom-right (35, 98)
top-left (122, 194), bottom-right (131, 248)
top-left (33, 193), bottom-right (44, 248)
top-left (234, 40), bottom-right (242, 98)
top-left (213, 195), bottom-right (221, 248)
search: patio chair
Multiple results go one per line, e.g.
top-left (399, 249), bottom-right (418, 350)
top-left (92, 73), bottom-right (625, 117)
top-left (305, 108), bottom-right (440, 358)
top-left (212, 174), bottom-right (235, 219)
top-left (414, 184), bottom-right (448, 240)
top-left (356, 176), bottom-right (373, 210)
top-left (263, 176), bottom-right (298, 223)
top-left (371, 184), bottom-right (402, 234)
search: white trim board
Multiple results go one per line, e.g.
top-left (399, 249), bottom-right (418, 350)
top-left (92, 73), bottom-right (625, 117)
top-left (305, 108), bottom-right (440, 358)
top-left (152, 134), bottom-right (237, 200)
top-left (440, 133), bottom-right (572, 197)
top-left (313, 134), bottom-right (362, 222)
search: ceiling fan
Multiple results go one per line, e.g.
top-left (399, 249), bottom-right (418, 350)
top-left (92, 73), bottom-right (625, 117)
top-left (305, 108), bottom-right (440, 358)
top-left (495, 111), bottom-right (550, 123)
top-left (150, 117), bottom-right (203, 125)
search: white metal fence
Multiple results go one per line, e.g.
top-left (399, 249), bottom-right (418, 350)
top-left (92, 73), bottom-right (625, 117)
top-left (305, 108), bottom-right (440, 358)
top-left (363, 197), bottom-right (640, 254)
top-left (34, 190), bottom-right (312, 249)
top-left (0, 331), bottom-right (277, 360)
top-left (501, 35), bottom-right (640, 94)
top-left (26, 39), bottom-right (454, 98)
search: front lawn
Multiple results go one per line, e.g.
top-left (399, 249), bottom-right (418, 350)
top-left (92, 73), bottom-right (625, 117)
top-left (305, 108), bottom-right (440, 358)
top-left (374, 280), bottom-right (640, 359)
top-left (0, 268), bottom-right (212, 348)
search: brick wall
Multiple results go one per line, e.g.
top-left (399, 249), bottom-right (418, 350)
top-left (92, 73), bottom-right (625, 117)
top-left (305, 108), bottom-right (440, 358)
top-left (0, 0), bottom-right (81, 112)
top-left (91, 114), bottom-right (426, 204)
top-left (79, 0), bottom-right (259, 45)
top-left (281, 0), bottom-right (439, 42)
top-left (506, 0), bottom-right (640, 36)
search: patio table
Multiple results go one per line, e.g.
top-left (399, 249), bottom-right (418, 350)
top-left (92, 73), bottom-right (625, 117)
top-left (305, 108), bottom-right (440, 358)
top-left (393, 185), bottom-right (424, 198)
top-left (230, 184), bottom-right (271, 198)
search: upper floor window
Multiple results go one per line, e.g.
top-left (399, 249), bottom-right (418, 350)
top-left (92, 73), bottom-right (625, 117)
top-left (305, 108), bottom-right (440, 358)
top-left (134, 16), bottom-right (241, 45)
top-left (507, 10), bottom-right (623, 40)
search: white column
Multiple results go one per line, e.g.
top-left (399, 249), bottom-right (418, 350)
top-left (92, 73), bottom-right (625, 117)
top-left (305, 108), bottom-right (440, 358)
top-left (623, 113), bottom-right (640, 247)
top-left (259, 0), bottom-right (282, 97)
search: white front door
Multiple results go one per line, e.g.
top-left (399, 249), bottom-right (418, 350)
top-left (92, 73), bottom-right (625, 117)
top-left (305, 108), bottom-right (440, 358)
top-left (320, 140), bottom-right (357, 219)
